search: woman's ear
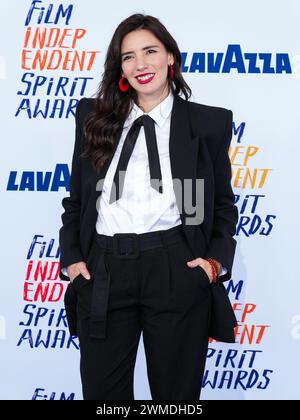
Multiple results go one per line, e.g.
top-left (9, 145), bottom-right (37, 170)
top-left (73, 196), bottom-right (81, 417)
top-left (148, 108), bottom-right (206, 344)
top-left (168, 53), bottom-right (174, 66)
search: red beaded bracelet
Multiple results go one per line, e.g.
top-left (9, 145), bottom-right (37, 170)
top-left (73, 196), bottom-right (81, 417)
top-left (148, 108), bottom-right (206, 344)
top-left (210, 258), bottom-right (221, 277)
top-left (206, 258), bottom-right (217, 283)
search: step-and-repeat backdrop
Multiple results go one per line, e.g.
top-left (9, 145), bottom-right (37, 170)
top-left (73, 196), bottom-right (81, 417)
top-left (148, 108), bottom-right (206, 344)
top-left (1, 0), bottom-right (299, 400)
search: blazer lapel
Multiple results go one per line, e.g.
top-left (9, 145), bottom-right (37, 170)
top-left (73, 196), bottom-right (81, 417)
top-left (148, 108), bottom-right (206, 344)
top-left (94, 130), bottom-right (123, 201)
top-left (169, 94), bottom-right (199, 224)
top-left (169, 94), bottom-right (211, 258)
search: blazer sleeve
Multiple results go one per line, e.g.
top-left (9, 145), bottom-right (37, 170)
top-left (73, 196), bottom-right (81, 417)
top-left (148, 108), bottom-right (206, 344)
top-left (204, 109), bottom-right (239, 282)
top-left (58, 98), bottom-right (85, 281)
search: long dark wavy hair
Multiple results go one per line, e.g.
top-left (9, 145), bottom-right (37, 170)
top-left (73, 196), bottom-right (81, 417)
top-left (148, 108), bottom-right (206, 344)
top-left (81, 13), bottom-right (192, 174)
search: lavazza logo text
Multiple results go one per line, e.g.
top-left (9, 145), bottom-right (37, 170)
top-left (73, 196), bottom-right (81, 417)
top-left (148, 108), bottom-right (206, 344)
top-left (182, 44), bottom-right (292, 74)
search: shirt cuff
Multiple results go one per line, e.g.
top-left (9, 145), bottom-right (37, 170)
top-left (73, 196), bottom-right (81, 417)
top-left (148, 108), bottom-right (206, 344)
top-left (61, 267), bottom-right (69, 277)
top-left (219, 264), bottom-right (228, 276)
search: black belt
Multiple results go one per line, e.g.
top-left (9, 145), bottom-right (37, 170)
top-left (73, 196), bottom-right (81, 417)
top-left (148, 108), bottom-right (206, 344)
top-left (89, 224), bottom-right (185, 339)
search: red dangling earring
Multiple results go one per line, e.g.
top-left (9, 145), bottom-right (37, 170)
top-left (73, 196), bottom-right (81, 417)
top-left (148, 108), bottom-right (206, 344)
top-left (119, 76), bottom-right (129, 92)
top-left (168, 64), bottom-right (174, 80)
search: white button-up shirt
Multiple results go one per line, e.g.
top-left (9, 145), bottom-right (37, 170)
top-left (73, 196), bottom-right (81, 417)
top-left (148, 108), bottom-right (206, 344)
top-left (95, 89), bottom-right (182, 235)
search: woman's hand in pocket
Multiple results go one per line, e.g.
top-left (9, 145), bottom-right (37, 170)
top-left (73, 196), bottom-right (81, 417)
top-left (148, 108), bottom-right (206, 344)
top-left (67, 261), bottom-right (91, 283)
top-left (186, 257), bottom-right (213, 283)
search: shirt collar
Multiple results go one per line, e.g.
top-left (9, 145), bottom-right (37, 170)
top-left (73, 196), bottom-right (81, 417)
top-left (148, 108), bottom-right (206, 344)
top-left (127, 89), bottom-right (174, 129)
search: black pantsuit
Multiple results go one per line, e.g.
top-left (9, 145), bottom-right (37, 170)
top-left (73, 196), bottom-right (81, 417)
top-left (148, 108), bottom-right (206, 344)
top-left (73, 225), bottom-right (211, 400)
top-left (60, 93), bottom-right (239, 400)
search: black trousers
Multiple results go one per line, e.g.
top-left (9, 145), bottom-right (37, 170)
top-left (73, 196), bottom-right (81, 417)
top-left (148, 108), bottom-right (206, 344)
top-left (72, 225), bottom-right (212, 400)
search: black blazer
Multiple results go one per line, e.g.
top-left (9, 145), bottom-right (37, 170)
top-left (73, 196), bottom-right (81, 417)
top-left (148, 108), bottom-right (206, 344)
top-left (59, 93), bottom-right (239, 342)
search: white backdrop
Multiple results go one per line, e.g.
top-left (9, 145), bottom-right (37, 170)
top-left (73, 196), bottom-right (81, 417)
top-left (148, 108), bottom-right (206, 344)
top-left (1, 0), bottom-right (299, 400)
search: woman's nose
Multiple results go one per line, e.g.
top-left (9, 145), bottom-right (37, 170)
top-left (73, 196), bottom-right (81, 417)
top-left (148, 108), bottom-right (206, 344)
top-left (136, 64), bottom-right (147, 72)
top-left (136, 57), bottom-right (147, 71)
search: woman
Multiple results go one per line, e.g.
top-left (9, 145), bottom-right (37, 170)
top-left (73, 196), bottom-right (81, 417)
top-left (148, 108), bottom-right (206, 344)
top-left (59, 13), bottom-right (238, 400)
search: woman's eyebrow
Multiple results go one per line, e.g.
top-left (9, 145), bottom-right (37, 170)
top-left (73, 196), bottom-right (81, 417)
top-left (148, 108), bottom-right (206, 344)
top-left (121, 45), bottom-right (159, 57)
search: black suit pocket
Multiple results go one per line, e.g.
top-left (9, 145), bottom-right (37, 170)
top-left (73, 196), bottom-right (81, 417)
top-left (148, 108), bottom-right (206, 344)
top-left (196, 265), bottom-right (211, 287)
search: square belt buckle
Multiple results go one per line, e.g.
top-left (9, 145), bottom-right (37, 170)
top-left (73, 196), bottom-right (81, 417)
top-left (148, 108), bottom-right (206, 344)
top-left (113, 233), bottom-right (140, 259)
